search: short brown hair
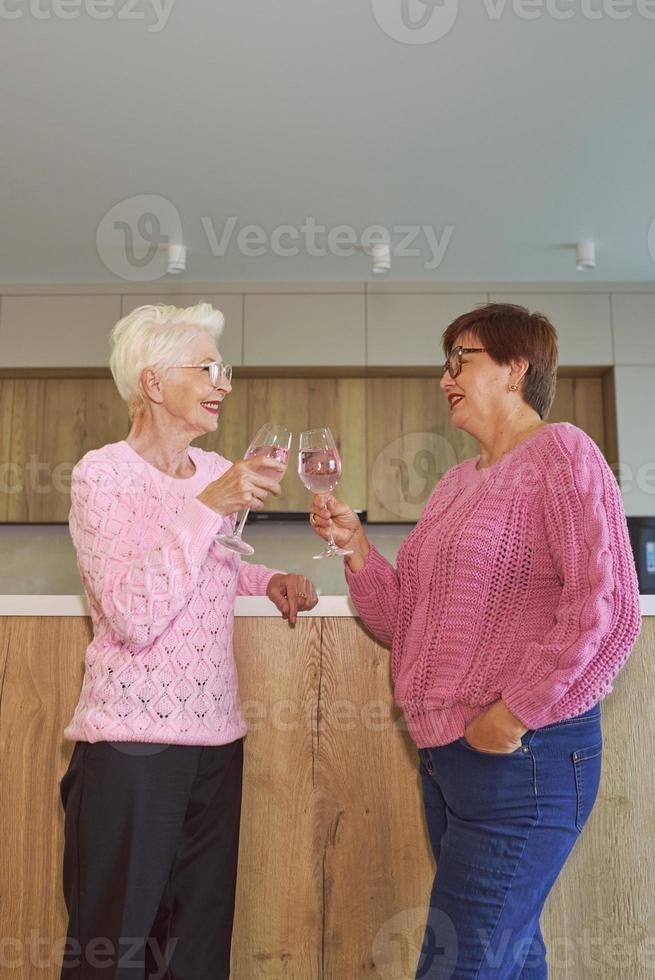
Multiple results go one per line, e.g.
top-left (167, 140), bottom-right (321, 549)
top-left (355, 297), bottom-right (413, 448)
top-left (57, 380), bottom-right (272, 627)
top-left (442, 303), bottom-right (559, 419)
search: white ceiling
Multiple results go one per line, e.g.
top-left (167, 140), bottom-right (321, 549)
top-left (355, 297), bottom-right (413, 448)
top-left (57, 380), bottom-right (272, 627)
top-left (1, 0), bottom-right (654, 284)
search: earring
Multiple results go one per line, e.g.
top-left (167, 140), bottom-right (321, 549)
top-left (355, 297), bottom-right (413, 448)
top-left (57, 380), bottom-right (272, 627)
top-left (508, 384), bottom-right (519, 392)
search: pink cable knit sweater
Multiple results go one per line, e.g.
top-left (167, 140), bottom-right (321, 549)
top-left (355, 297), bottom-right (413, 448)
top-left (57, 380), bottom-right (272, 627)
top-left (64, 440), bottom-right (280, 746)
top-left (346, 423), bottom-right (641, 748)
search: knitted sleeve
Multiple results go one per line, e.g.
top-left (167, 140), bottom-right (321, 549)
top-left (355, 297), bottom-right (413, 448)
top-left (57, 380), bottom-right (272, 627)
top-left (236, 561), bottom-right (283, 596)
top-left (344, 543), bottom-right (400, 647)
top-left (502, 427), bottom-right (641, 728)
top-left (69, 457), bottom-right (224, 650)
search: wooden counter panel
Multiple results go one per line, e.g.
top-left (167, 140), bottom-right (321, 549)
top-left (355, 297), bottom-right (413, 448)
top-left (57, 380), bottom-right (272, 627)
top-left (0, 616), bottom-right (652, 979)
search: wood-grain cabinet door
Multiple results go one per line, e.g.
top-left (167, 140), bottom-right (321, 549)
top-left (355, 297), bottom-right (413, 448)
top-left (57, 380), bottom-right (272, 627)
top-left (1, 379), bottom-right (129, 522)
top-left (366, 374), bottom-right (612, 523)
top-left (0, 373), bottom-right (612, 523)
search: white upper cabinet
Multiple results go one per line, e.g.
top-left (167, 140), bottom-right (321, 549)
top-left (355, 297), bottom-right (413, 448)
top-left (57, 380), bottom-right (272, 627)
top-left (121, 293), bottom-right (244, 366)
top-left (611, 294), bottom-right (655, 365)
top-left (244, 294), bottom-right (366, 366)
top-left (0, 295), bottom-right (121, 367)
top-left (490, 293), bottom-right (613, 366)
top-left (366, 293), bottom-right (488, 366)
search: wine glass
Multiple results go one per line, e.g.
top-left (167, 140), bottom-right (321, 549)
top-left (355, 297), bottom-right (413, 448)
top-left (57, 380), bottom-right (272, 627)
top-left (298, 427), bottom-right (353, 559)
top-left (214, 422), bottom-right (291, 555)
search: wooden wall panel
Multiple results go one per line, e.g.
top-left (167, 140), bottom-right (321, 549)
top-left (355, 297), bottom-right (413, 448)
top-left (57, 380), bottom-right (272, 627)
top-left (0, 617), bottom-right (88, 976)
top-left (5, 380), bottom-right (129, 522)
top-left (0, 615), bottom-right (652, 979)
top-left (231, 618), bottom-right (323, 976)
top-left (195, 377), bottom-right (250, 466)
top-left (0, 371), bottom-right (615, 523)
top-left (366, 377), bottom-right (478, 522)
top-left (318, 618), bottom-right (433, 977)
top-left (548, 376), bottom-right (606, 456)
top-left (0, 380), bottom-right (15, 521)
top-left (244, 377), bottom-right (366, 513)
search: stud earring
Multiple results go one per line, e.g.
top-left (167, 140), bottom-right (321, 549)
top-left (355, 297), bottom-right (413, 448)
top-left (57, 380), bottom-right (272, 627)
top-left (508, 384), bottom-right (519, 392)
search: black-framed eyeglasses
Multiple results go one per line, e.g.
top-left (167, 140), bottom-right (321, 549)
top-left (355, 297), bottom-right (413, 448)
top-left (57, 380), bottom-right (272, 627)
top-left (441, 346), bottom-right (487, 380)
top-left (173, 361), bottom-right (232, 386)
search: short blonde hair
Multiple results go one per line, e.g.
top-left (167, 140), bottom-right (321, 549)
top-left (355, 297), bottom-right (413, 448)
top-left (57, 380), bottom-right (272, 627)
top-left (109, 303), bottom-right (225, 418)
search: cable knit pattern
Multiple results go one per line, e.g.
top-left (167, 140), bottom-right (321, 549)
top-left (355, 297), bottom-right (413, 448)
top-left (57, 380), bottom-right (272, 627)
top-left (64, 440), bottom-right (281, 746)
top-left (346, 423), bottom-right (641, 748)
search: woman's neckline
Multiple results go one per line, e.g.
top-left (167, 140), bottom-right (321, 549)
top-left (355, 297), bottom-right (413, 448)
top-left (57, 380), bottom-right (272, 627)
top-left (119, 439), bottom-right (201, 482)
top-left (474, 422), bottom-right (557, 472)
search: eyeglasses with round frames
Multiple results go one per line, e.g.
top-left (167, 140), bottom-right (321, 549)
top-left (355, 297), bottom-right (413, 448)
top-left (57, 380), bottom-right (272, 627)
top-left (441, 346), bottom-right (487, 380)
top-left (173, 361), bottom-right (232, 386)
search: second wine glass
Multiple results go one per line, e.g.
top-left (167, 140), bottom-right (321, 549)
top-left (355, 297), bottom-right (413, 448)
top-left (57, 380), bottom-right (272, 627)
top-left (298, 427), bottom-right (353, 559)
top-left (214, 422), bottom-right (291, 556)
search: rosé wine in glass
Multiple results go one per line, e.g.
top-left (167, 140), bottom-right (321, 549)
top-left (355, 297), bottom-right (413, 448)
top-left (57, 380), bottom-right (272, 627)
top-left (298, 428), bottom-right (352, 560)
top-left (214, 423), bottom-right (291, 556)
top-left (297, 449), bottom-right (341, 495)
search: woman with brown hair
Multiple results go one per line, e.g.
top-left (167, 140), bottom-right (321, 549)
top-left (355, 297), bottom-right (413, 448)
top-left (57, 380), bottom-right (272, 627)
top-left (310, 303), bottom-right (640, 978)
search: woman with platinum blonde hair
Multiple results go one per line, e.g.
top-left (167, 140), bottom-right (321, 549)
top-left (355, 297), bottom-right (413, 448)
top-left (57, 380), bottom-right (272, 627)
top-left (58, 302), bottom-right (317, 980)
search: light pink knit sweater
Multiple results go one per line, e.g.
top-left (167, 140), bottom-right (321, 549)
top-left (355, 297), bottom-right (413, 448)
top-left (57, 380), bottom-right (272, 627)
top-left (346, 423), bottom-right (641, 748)
top-left (65, 441), bottom-right (280, 745)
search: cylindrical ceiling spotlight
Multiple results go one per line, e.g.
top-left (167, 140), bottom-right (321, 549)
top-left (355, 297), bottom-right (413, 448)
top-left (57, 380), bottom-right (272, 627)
top-left (370, 243), bottom-right (391, 275)
top-left (167, 243), bottom-right (187, 274)
top-left (575, 241), bottom-right (595, 271)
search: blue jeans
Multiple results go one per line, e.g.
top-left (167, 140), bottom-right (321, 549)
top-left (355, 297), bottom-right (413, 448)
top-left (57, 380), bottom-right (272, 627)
top-left (416, 703), bottom-right (602, 979)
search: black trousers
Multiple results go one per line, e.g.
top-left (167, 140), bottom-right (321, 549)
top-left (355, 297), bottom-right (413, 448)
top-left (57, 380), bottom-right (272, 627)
top-left (59, 738), bottom-right (244, 980)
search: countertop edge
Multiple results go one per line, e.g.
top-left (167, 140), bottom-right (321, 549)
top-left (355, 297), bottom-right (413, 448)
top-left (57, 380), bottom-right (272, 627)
top-left (0, 595), bottom-right (359, 617)
top-left (1, 595), bottom-right (655, 617)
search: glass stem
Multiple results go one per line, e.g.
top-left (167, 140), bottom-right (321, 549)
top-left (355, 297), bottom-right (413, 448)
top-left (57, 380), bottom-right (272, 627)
top-left (323, 495), bottom-right (336, 550)
top-left (235, 508), bottom-right (250, 538)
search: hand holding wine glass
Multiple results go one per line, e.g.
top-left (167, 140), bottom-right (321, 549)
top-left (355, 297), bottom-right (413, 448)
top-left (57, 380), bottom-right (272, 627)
top-left (209, 422), bottom-right (292, 555)
top-left (298, 427), bottom-right (352, 559)
top-left (309, 495), bottom-right (370, 571)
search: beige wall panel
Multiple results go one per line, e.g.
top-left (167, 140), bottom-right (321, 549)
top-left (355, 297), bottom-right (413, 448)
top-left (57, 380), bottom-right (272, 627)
top-left (244, 295), bottom-right (366, 366)
top-left (121, 293), bottom-right (244, 365)
top-left (0, 615), bottom-right (652, 978)
top-left (611, 293), bottom-right (655, 365)
top-left (0, 295), bottom-right (121, 367)
top-left (490, 293), bottom-right (613, 366)
top-left (367, 292), bottom-right (488, 366)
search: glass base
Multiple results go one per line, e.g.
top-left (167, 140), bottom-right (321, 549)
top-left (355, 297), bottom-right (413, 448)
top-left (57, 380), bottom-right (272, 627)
top-left (313, 545), bottom-right (354, 559)
top-left (214, 532), bottom-right (255, 556)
